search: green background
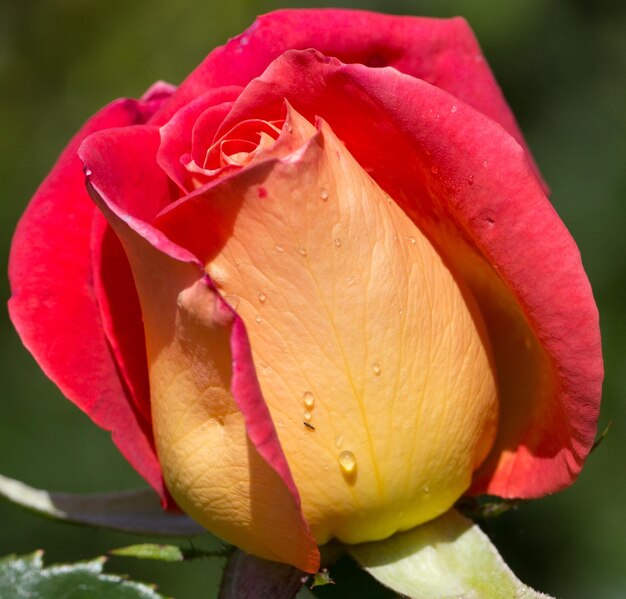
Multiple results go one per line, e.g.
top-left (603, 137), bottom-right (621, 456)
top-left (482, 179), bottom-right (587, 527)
top-left (0, 0), bottom-right (624, 597)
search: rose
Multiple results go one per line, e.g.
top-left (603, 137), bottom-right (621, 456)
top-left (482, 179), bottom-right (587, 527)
top-left (8, 9), bottom-right (602, 573)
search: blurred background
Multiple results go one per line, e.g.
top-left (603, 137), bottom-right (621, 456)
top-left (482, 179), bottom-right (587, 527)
top-left (0, 0), bottom-right (624, 597)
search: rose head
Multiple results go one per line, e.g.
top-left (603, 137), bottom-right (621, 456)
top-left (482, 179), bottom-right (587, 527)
top-left (8, 10), bottom-right (602, 573)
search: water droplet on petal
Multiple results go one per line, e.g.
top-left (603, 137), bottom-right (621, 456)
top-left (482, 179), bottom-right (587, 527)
top-left (423, 485), bottom-right (431, 495)
top-left (303, 391), bottom-right (315, 409)
top-left (372, 362), bottom-right (381, 376)
top-left (258, 292), bottom-right (266, 303)
top-left (339, 450), bottom-right (357, 474)
top-left (275, 244), bottom-right (285, 253)
top-left (298, 245), bottom-right (307, 256)
top-left (451, 105), bottom-right (458, 113)
top-left (255, 314), bottom-right (262, 323)
top-left (467, 173), bottom-right (474, 185)
top-left (334, 238), bottom-right (341, 247)
top-left (84, 167), bottom-right (92, 177)
top-left (407, 236), bottom-right (416, 245)
top-left (430, 165), bottom-right (439, 175)
top-left (335, 435), bottom-right (344, 448)
top-left (303, 410), bottom-right (312, 421)
top-left (482, 160), bottom-right (488, 168)
top-left (320, 187), bottom-right (329, 201)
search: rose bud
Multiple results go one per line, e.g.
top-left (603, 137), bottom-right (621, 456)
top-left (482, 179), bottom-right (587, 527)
top-left (9, 10), bottom-right (602, 574)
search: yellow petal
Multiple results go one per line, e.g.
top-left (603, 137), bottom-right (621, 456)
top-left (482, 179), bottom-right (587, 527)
top-left (164, 109), bottom-right (499, 546)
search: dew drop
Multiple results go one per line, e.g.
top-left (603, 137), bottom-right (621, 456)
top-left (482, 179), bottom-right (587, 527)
top-left (303, 410), bottom-right (312, 422)
top-left (372, 362), bottom-right (381, 376)
top-left (482, 160), bottom-right (488, 168)
top-left (467, 173), bottom-right (474, 185)
top-left (335, 435), bottom-right (344, 448)
top-left (275, 244), bottom-right (285, 253)
top-left (451, 104), bottom-right (458, 113)
top-left (258, 292), bottom-right (266, 303)
top-left (84, 167), bottom-right (92, 177)
top-left (333, 237), bottom-right (341, 247)
top-left (255, 314), bottom-right (262, 323)
top-left (430, 165), bottom-right (439, 175)
top-left (423, 485), bottom-right (431, 495)
top-left (298, 245), bottom-right (308, 256)
top-left (407, 236), bottom-right (416, 245)
top-left (338, 450), bottom-right (357, 474)
top-left (320, 187), bottom-right (329, 201)
top-left (286, 123), bottom-right (293, 133)
top-left (303, 391), bottom-right (315, 409)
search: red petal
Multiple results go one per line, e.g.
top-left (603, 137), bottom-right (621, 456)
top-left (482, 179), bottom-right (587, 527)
top-left (8, 99), bottom-right (167, 499)
top-left (152, 9), bottom-right (544, 188)
top-left (214, 49), bottom-right (602, 498)
top-left (91, 212), bottom-right (152, 428)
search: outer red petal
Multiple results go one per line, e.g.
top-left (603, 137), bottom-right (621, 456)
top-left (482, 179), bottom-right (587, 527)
top-left (152, 9), bottom-right (544, 188)
top-left (215, 50), bottom-right (602, 498)
top-left (78, 126), bottom-right (319, 570)
top-left (91, 212), bottom-right (152, 427)
top-left (8, 99), bottom-right (167, 498)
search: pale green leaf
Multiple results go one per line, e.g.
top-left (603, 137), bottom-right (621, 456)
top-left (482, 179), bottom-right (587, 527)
top-left (0, 473), bottom-right (204, 536)
top-left (349, 509), bottom-right (553, 599)
top-left (110, 544), bottom-right (185, 562)
top-left (0, 551), bottom-right (167, 598)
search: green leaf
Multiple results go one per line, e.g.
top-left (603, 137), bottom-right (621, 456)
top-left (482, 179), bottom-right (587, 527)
top-left (110, 543), bottom-right (230, 562)
top-left (348, 509), bottom-right (553, 599)
top-left (0, 473), bottom-right (204, 537)
top-left (310, 568), bottom-right (334, 588)
top-left (110, 545), bottom-right (185, 562)
top-left (0, 551), bottom-right (167, 598)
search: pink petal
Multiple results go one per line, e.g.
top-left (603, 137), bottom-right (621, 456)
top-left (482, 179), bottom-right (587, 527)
top-left (8, 98), bottom-right (168, 499)
top-left (152, 9), bottom-right (544, 188)
top-left (212, 49), bottom-right (602, 498)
